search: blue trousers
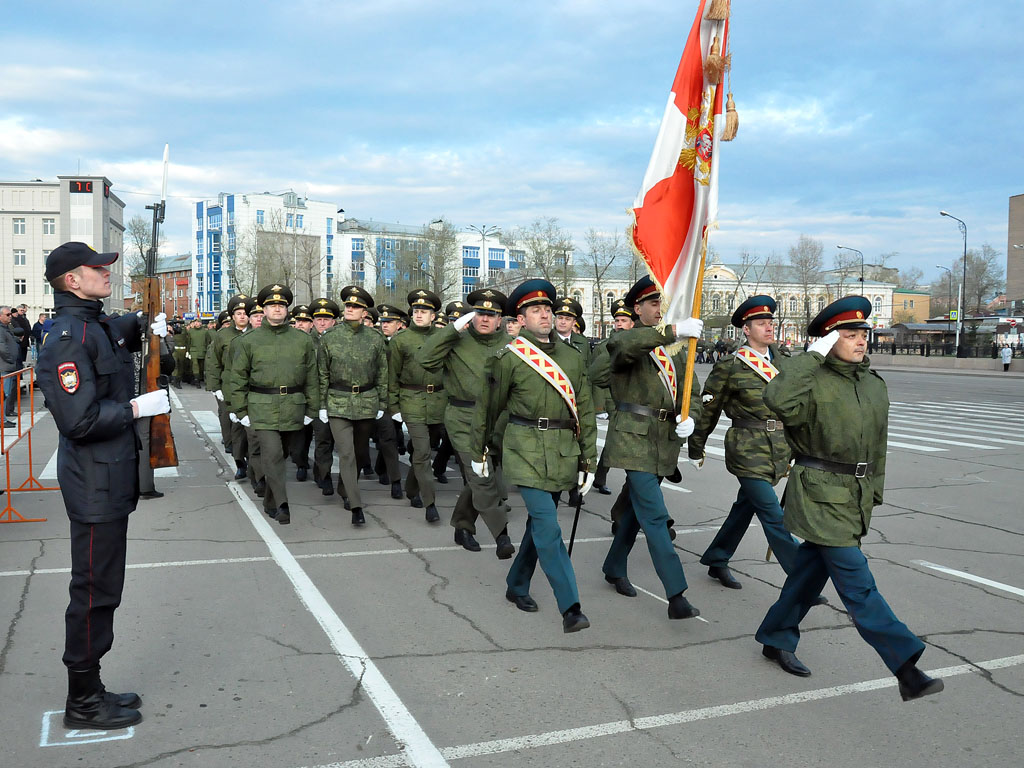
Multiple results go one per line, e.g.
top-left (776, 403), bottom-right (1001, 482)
top-left (701, 476), bottom-right (800, 573)
top-left (756, 542), bottom-right (926, 673)
top-left (602, 471), bottom-right (687, 598)
top-left (506, 487), bottom-right (580, 614)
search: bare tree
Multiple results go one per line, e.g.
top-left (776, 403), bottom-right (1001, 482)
top-left (579, 229), bottom-right (626, 337)
top-left (831, 247), bottom-right (860, 297)
top-left (959, 244), bottom-right (1005, 315)
top-left (125, 214), bottom-right (153, 277)
top-left (788, 234), bottom-right (824, 331)
top-left (231, 209), bottom-right (322, 303)
top-left (896, 266), bottom-right (924, 290)
top-left (421, 218), bottom-right (461, 300)
top-left (510, 217), bottom-right (574, 295)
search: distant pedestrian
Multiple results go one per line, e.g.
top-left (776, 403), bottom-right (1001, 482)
top-left (1001, 344), bottom-right (1012, 371)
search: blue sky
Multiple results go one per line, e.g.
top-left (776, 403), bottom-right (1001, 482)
top-left (3, 0), bottom-right (1022, 284)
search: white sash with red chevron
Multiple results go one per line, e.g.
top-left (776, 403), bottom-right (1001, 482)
top-left (649, 345), bottom-right (678, 403)
top-left (506, 336), bottom-right (579, 425)
top-left (735, 346), bottom-right (779, 382)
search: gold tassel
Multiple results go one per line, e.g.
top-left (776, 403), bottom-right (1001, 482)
top-left (704, 37), bottom-right (725, 84)
top-left (705, 0), bottom-right (730, 21)
top-left (722, 92), bottom-right (739, 141)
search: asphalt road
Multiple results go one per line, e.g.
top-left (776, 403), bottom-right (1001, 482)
top-left (1, 365), bottom-right (1021, 767)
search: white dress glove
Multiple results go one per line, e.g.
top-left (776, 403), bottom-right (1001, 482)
top-left (577, 471), bottom-right (594, 497)
top-left (393, 412), bottom-right (403, 423)
top-left (596, 412), bottom-right (609, 420)
top-left (229, 412), bottom-right (239, 423)
top-left (808, 330), bottom-right (841, 357)
top-left (303, 415), bottom-right (313, 426)
top-left (150, 312), bottom-right (168, 338)
top-left (213, 389), bottom-right (224, 402)
top-left (675, 416), bottom-right (695, 439)
top-left (375, 409), bottom-right (384, 419)
top-left (453, 310), bottom-right (476, 331)
top-left (240, 415), bottom-right (251, 427)
top-left (319, 409), bottom-right (329, 423)
top-left (676, 317), bottom-right (704, 339)
top-left (470, 459), bottom-right (489, 478)
top-left (131, 390), bottom-right (170, 418)
top-left (689, 457), bottom-right (703, 471)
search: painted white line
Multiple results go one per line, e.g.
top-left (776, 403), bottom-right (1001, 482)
top-left (663, 483), bottom-right (692, 493)
top-left (633, 584), bottom-right (711, 624)
top-left (895, 401), bottom-right (1024, 420)
top-left (322, 653), bottom-right (1024, 768)
top-left (886, 440), bottom-right (945, 452)
top-left (889, 406), bottom-right (1024, 430)
top-left (192, 409), bottom-right (222, 437)
top-left (40, 448), bottom-right (58, 480)
top-left (226, 482), bottom-right (449, 767)
top-left (39, 710), bottom-right (135, 747)
top-left (886, 418), bottom-right (1024, 445)
top-left (914, 560), bottom-right (1024, 598)
top-left (886, 432), bottom-right (1000, 450)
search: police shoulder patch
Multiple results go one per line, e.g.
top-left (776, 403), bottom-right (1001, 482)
top-left (57, 362), bottom-right (80, 394)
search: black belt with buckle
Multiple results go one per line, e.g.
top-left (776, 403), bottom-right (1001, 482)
top-left (509, 414), bottom-right (575, 431)
top-left (401, 383), bottom-right (444, 393)
top-left (449, 398), bottom-right (475, 408)
top-left (731, 417), bottom-right (784, 432)
top-left (794, 454), bottom-right (874, 478)
top-left (616, 402), bottom-right (675, 422)
top-left (250, 385), bottom-right (303, 395)
top-left (330, 381), bottom-right (373, 393)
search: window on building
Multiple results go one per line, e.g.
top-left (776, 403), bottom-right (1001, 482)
top-left (13, 218), bottom-right (26, 235)
top-left (903, 299), bottom-right (908, 309)
top-left (462, 282), bottom-right (473, 295)
top-left (13, 249), bottom-right (26, 266)
top-left (326, 236), bottom-right (333, 256)
top-left (44, 282), bottom-right (53, 295)
top-left (463, 265), bottom-right (479, 278)
top-left (352, 259), bottom-right (365, 273)
top-left (14, 279), bottom-right (27, 295)
top-left (256, 210), bottom-right (265, 226)
top-left (874, 297), bottom-right (881, 313)
top-left (296, 214), bottom-right (303, 228)
top-left (352, 238), bottom-right (364, 252)
top-left (326, 217), bottom-right (333, 233)
top-left (789, 298), bottom-right (798, 313)
top-left (43, 218), bottom-right (56, 235)
top-left (606, 291), bottom-right (616, 310)
top-left (462, 246), bottom-right (480, 260)
top-left (286, 213), bottom-right (293, 228)
top-left (711, 296), bottom-right (721, 312)
top-left (909, 299), bottom-right (915, 309)
top-left (227, 232), bottom-right (235, 251)
top-left (726, 296), bottom-right (735, 311)
top-left (817, 297), bottom-right (826, 312)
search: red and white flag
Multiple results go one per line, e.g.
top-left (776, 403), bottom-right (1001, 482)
top-left (629, 0), bottom-right (729, 326)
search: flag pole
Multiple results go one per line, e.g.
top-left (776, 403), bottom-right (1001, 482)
top-left (678, 229), bottom-right (710, 420)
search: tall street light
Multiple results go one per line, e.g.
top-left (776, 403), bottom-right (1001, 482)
top-left (836, 244), bottom-right (866, 287)
top-left (467, 224), bottom-right (501, 282)
top-left (936, 264), bottom-right (953, 336)
top-left (939, 211), bottom-right (968, 357)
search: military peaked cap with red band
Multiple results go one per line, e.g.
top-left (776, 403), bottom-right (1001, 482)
top-left (624, 275), bottom-right (660, 308)
top-left (731, 294), bottom-right (776, 328)
top-left (807, 296), bottom-right (873, 337)
top-left (506, 279), bottom-right (556, 316)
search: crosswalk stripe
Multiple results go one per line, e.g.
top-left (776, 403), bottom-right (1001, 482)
top-left (885, 422), bottom-right (1024, 446)
top-left (886, 432), bottom-right (999, 449)
top-left (885, 440), bottom-right (945, 452)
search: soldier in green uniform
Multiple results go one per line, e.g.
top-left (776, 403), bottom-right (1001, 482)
top-left (318, 286), bottom-right (387, 525)
top-left (229, 302), bottom-right (266, 495)
top-left (430, 301), bottom-right (469, 487)
top-left (288, 304), bottom-right (315, 482)
top-left (371, 304), bottom-right (405, 498)
top-left (172, 319), bottom-right (189, 387)
top-left (418, 288), bottom-right (514, 557)
top-left (469, 279), bottom-right (598, 633)
top-left (226, 284), bottom-right (319, 525)
top-left (388, 289), bottom-right (446, 524)
top-left (593, 276), bottom-right (703, 620)
top-left (589, 298), bottom-right (634, 495)
top-left (206, 294), bottom-right (251, 477)
top-left (755, 296), bottom-right (943, 701)
top-left (554, 296), bottom-right (592, 369)
top-left (309, 298), bottom-right (340, 495)
top-left (187, 319), bottom-right (211, 387)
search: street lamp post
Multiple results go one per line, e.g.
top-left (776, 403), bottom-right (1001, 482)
top-left (939, 211), bottom-right (968, 357)
top-left (936, 264), bottom-right (953, 350)
top-left (836, 244), bottom-right (865, 287)
top-left (467, 224), bottom-right (501, 282)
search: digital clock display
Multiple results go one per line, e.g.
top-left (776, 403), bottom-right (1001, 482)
top-left (70, 180), bottom-right (93, 194)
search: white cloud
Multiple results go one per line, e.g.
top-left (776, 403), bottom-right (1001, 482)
top-left (0, 116), bottom-right (92, 159)
top-left (740, 94), bottom-right (871, 137)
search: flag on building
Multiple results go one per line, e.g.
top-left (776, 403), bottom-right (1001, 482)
top-left (629, 0), bottom-right (730, 326)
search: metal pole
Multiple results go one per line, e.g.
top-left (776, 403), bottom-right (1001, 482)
top-left (940, 211), bottom-right (968, 357)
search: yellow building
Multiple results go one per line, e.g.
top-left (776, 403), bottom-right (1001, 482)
top-left (892, 289), bottom-right (931, 324)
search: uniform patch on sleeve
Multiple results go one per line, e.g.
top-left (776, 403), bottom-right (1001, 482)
top-left (57, 362), bottom-right (80, 394)
top-left (702, 393), bottom-right (714, 404)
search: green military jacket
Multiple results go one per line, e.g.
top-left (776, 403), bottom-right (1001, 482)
top-left (688, 343), bottom-right (792, 484)
top-left (187, 326), bottom-right (211, 359)
top-left (565, 331), bottom-right (592, 368)
top-left (387, 323), bottom-right (446, 424)
top-left (588, 330), bottom-right (622, 414)
top-left (225, 322), bottom-right (319, 431)
top-left (470, 329), bottom-right (597, 492)
top-left (173, 327), bottom-right (189, 350)
top-left (205, 324), bottom-right (247, 392)
top-left (318, 320), bottom-right (387, 420)
top-left (417, 322), bottom-right (511, 455)
top-left (764, 351), bottom-right (888, 547)
top-left (592, 324), bottom-right (702, 477)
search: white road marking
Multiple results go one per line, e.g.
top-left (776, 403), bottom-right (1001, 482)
top-left (633, 583), bottom-right (711, 623)
top-left (886, 440), bottom-right (945, 452)
top-left (39, 710), bottom-right (135, 747)
top-left (886, 432), bottom-right (1000, 450)
top-left (886, 418), bottom-right (1024, 445)
top-left (318, 654), bottom-right (1024, 768)
top-left (914, 560), bottom-right (1024, 598)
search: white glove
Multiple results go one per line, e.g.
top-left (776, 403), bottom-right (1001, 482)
top-left (240, 415), bottom-right (251, 427)
top-left (213, 389), bottom-right (224, 402)
top-left (689, 457), bottom-right (703, 471)
top-left (303, 415), bottom-right (313, 426)
top-left (375, 409), bottom-right (384, 419)
top-left (808, 330), bottom-right (841, 357)
top-left (319, 409), bottom-right (329, 423)
top-left (229, 412), bottom-right (239, 423)
top-left (675, 416), bottom-right (695, 439)
top-left (131, 390), bottom-right (170, 418)
top-left (470, 459), bottom-right (489, 478)
top-left (596, 412), bottom-right (609, 420)
top-left (675, 317), bottom-right (704, 339)
top-left (453, 310), bottom-right (476, 331)
top-left (150, 312), bottom-right (168, 338)
top-left (393, 412), bottom-right (403, 423)
top-left (577, 471), bottom-right (594, 497)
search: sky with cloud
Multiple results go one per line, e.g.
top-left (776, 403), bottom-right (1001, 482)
top-left (3, 0), bottom-right (1022, 285)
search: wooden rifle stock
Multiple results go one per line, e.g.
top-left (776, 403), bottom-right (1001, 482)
top-left (142, 269), bottom-right (178, 469)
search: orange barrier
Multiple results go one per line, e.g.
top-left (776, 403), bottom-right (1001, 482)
top-left (1, 367), bottom-right (57, 523)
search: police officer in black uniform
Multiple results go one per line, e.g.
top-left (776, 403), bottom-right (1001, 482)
top-left (37, 242), bottom-right (171, 730)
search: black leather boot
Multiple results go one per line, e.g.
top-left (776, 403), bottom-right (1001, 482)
top-left (896, 660), bottom-right (944, 701)
top-left (65, 667), bottom-right (141, 730)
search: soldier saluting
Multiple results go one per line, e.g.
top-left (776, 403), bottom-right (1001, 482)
top-left (755, 296), bottom-right (943, 701)
top-left (469, 279), bottom-right (597, 633)
top-left (226, 284), bottom-right (319, 525)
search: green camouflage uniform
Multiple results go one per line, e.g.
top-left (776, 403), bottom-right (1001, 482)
top-left (187, 325), bottom-right (211, 381)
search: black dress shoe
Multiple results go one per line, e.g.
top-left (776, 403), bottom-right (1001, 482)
top-left (611, 521), bottom-right (618, 535)
top-left (762, 645), bottom-right (811, 677)
top-left (505, 590), bottom-right (538, 612)
top-left (276, 504), bottom-right (290, 525)
top-left (351, 508), bottom-right (365, 526)
top-left (596, 484), bottom-right (612, 495)
top-left (604, 574), bottom-right (637, 597)
top-left (425, 504), bottom-right (440, 523)
top-left (321, 481), bottom-right (334, 496)
top-left (224, 443), bottom-right (233, 455)
top-left (495, 534), bottom-right (515, 560)
top-left (708, 565), bottom-right (742, 589)
top-left (378, 474), bottom-right (389, 485)
top-left (434, 472), bottom-right (448, 484)
top-left (812, 594), bottom-right (829, 606)
top-left (562, 604), bottom-right (591, 633)
top-left (667, 523), bottom-right (677, 541)
top-left (409, 495), bottom-right (424, 508)
top-left (896, 661), bottom-right (944, 701)
top-left (360, 466), bottom-right (374, 478)
top-left (391, 481), bottom-right (403, 499)
top-left (254, 480), bottom-right (266, 498)
top-left (342, 497), bottom-right (351, 511)
top-left (234, 467), bottom-right (247, 481)
top-left (103, 689), bottom-right (142, 710)
top-left (3, 420), bottom-right (15, 428)
top-left (296, 467), bottom-right (308, 482)
top-left (455, 528), bottom-right (481, 552)
top-left (265, 506), bottom-right (277, 519)
top-left (139, 490), bottom-right (164, 500)
top-left (566, 490), bottom-right (584, 507)
top-left (667, 593), bottom-right (700, 619)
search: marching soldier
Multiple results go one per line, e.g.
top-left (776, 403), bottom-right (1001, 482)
top-left (226, 285), bottom-right (318, 525)
top-left (289, 304), bottom-right (315, 481)
top-left (592, 276), bottom-right (703, 620)
top-left (755, 297), bottom-right (943, 701)
top-left (230, 301), bottom-right (267, 495)
top-left (317, 286), bottom-right (387, 525)
top-left (371, 303), bottom-right (404, 498)
top-left (589, 298), bottom-right (634, 494)
top-left (206, 294), bottom-right (250, 476)
top-left (554, 296), bottom-right (592, 369)
top-left (469, 279), bottom-right (597, 633)
top-left (419, 288), bottom-right (515, 557)
top-left (171, 319), bottom-right (189, 387)
top-left (388, 289), bottom-right (446, 523)
top-left (431, 300), bottom-right (470, 486)
top-left (187, 318), bottom-right (211, 387)
top-left (309, 298), bottom-right (340, 494)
